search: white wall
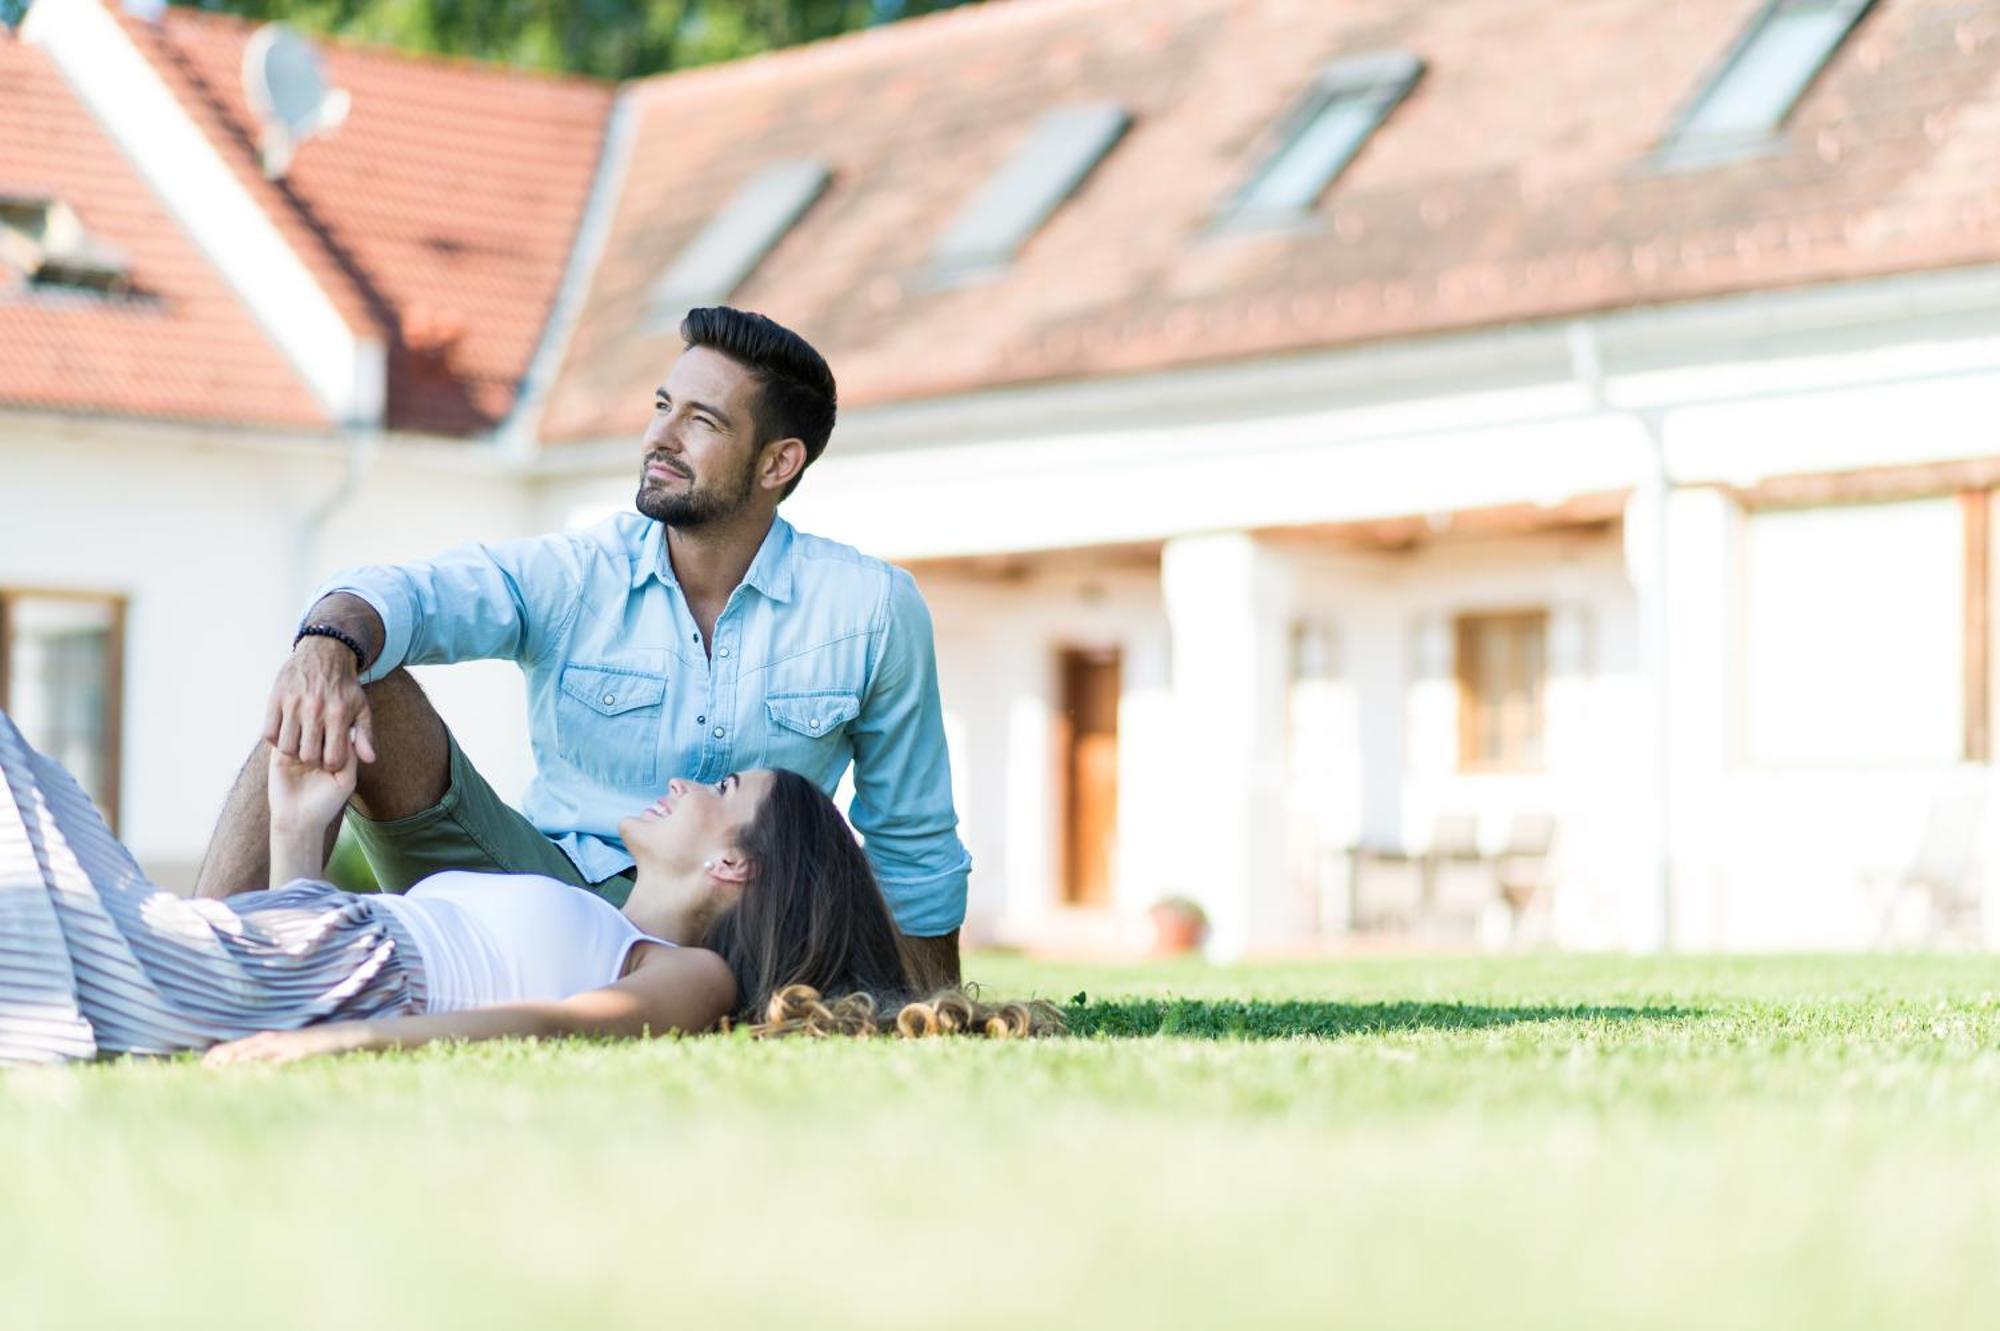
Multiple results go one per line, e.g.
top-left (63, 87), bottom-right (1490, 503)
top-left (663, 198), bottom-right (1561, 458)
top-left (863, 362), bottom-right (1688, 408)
top-left (1276, 528), bottom-right (1644, 950)
top-left (528, 268), bottom-right (2000, 954)
top-left (16, 265), bottom-right (2000, 947)
top-left (907, 526), bottom-right (1646, 956)
top-left (914, 560), bottom-right (1170, 949)
top-left (1671, 494), bottom-right (1990, 950)
top-left (0, 425), bottom-right (534, 888)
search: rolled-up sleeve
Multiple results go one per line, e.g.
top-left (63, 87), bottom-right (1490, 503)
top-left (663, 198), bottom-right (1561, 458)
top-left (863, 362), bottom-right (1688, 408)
top-left (306, 534), bottom-right (587, 685)
top-left (845, 569), bottom-right (971, 937)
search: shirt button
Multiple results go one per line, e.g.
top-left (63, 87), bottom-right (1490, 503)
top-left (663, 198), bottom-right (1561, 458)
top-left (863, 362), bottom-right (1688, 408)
top-left (809, 718), bottom-right (822, 730)
top-left (719, 647), bottom-right (731, 658)
top-left (696, 715), bottom-right (706, 725)
top-left (712, 727), bottom-right (725, 739)
top-left (601, 693), bottom-right (617, 706)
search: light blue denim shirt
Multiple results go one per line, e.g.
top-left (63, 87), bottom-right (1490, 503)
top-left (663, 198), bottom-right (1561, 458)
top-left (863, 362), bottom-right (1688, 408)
top-left (313, 513), bottom-right (970, 936)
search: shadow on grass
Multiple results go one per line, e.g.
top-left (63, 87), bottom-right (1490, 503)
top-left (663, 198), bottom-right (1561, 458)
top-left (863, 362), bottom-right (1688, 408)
top-left (1064, 998), bottom-right (1701, 1040)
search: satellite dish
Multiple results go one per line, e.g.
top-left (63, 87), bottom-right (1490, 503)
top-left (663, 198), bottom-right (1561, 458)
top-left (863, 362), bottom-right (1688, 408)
top-left (242, 25), bottom-right (351, 180)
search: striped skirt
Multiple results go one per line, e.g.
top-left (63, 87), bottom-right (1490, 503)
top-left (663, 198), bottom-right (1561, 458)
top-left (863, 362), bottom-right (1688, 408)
top-left (0, 710), bottom-right (427, 1065)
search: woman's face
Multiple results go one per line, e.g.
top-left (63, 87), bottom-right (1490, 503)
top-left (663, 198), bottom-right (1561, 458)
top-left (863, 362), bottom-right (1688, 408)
top-left (618, 770), bottom-right (775, 876)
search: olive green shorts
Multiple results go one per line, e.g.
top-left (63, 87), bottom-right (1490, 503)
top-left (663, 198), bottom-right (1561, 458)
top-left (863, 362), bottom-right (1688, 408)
top-left (343, 735), bottom-right (635, 908)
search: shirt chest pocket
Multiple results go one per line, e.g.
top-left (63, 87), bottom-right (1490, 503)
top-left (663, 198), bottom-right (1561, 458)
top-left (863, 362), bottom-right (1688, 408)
top-left (556, 664), bottom-right (666, 789)
top-left (763, 690), bottom-right (861, 778)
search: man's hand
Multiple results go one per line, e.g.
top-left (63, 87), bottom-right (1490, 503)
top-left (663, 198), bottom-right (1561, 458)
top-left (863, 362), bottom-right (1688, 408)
top-left (265, 636), bottom-right (377, 772)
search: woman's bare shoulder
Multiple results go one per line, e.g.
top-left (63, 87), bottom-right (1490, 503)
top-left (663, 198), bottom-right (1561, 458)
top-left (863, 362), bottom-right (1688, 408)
top-left (625, 943), bottom-right (737, 1010)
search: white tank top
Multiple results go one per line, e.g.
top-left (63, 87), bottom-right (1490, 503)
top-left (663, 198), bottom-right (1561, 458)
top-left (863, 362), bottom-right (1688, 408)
top-left (372, 872), bottom-right (676, 1013)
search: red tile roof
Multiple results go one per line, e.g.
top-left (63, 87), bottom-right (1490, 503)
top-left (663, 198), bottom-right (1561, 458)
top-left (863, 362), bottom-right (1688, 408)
top-left (537, 0), bottom-right (2000, 444)
top-left (0, 35), bottom-right (325, 428)
top-left (124, 8), bottom-right (613, 435)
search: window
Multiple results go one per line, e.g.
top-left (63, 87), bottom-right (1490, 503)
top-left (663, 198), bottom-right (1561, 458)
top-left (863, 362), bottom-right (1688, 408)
top-left (1223, 51), bottom-right (1423, 230)
top-left (1456, 611), bottom-right (1547, 772)
top-left (1291, 618), bottom-right (1341, 683)
top-left (0, 196), bottom-right (132, 299)
top-left (1661, 0), bottom-right (1874, 163)
top-left (641, 160), bottom-right (831, 330)
top-left (927, 102), bottom-right (1131, 287)
top-left (0, 591), bottom-right (125, 829)
top-left (1745, 499), bottom-right (1961, 765)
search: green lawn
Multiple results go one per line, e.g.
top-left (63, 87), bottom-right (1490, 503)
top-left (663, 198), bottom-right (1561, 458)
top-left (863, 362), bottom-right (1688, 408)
top-left (5, 954), bottom-right (2000, 1330)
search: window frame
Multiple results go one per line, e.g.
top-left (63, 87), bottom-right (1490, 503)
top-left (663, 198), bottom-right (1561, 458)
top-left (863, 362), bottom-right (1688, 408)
top-left (1216, 50), bottom-right (1424, 233)
top-left (1454, 608), bottom-right (1549, 775)
top-left (0, 587), bottom-right (127, 832)
top-left (1656, 0), bottom-right (1876, 168)
top-left (926, 101), bottom-right (1133, 288)
top-left (640, 159), bottom-right (832, 331)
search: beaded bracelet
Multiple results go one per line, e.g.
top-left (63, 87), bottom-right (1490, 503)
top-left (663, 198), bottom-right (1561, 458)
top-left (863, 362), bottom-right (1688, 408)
top-left (293, 623), bottom-right (368, 673)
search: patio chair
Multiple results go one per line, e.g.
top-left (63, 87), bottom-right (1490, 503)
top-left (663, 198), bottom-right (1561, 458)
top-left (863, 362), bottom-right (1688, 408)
top-left (1494, 813), bottom-right (1557, 942)
top-left (1426, 819), bottom-right (1497, 941)
top-left (1348, 842), bottom-right (1425, 934)
top-left (1347, 812), bottom-right (1473, 935)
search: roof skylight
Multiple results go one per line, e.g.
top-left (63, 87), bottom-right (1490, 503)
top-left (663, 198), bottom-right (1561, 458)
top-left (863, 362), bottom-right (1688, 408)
top-left (1223, 52), bottom-right (1423, 230)
top-left (927, 101), bottom-right (1132, 286)
top-left (0, 196), bottom-right (132, 299)
top-left (1663, 0), bottom-right (1874, 162)
top-left (642, 159), bottom-right (830, 329)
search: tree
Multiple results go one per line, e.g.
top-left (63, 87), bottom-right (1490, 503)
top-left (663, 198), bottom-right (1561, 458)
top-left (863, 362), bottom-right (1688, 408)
top-left (154, 0), bottom-right (983, 79)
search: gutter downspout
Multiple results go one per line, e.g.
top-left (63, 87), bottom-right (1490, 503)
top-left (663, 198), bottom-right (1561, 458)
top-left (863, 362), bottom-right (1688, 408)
top-left (1568, 321), bottom-right (1675, 952)
top-left (294, 429), bottom-right (376, 611)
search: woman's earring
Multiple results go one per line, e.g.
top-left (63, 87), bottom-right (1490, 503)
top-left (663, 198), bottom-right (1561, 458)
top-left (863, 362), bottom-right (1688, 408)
top-left (703, 860), bottom-right (716, 872)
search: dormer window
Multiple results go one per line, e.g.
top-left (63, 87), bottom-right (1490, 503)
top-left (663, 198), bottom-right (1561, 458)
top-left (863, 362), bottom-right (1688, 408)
top-left (927, 101), bottom-right (1132, 287)
top-left (1221, 52), bottom-right (1423, 231)
top-left (1661, 0), bottom-right (1875, 164)
top-left (642, 159), bottom-right (831, 331)
top-left (0, 197), bottom-right (133, 299)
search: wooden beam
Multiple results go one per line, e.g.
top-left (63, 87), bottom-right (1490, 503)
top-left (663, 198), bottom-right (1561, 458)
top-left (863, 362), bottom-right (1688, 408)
top-left (103, 595), bottom-right (127, 835)
top-left (1733, 459), bottom-right (2000, 511)
top-left (1262, 491), bottom-right (1628, 552)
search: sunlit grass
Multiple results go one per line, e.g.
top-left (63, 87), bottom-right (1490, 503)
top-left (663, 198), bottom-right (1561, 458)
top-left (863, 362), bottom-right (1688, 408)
top-left (4, 954), bottom-right (1999, 1329)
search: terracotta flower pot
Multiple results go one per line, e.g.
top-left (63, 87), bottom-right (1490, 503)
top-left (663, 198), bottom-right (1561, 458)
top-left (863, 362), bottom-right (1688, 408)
top-left (1148, 901), bottom-right (1207, 955)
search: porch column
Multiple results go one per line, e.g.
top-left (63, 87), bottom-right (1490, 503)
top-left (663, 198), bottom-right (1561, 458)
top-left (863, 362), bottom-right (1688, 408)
top-left (1160, 532), bottom-right (1292, 960)
top-left (1625, 481), bottom-right (1741, 951)
top-left (1663, 487), bottom-right (1741, 948)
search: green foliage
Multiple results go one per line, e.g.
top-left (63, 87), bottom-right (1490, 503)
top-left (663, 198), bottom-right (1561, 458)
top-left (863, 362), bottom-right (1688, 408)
top-left (166, 0), bottom-right (982, 79)
top-left (322, 823), bottom-right (380, 893)
top-left (5, 956), bottom-right (2000, 1328)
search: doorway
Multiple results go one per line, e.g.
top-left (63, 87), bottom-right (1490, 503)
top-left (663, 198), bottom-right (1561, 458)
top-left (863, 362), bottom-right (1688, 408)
top-left (1058, 647), bottom-right (1121, 907)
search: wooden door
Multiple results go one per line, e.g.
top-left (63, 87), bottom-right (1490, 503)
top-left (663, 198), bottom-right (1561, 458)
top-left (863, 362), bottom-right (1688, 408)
top-left (1059, 648), bottom-right (1121, 907)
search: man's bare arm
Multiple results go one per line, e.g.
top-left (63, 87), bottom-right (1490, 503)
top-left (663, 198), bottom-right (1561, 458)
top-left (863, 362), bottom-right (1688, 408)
top-left (267, 592), bottom-right (387, 772)
top-left (296, 591), bottom-right (386, 669)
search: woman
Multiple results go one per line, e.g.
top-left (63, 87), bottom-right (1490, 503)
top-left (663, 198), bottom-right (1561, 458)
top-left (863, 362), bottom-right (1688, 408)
top-left (0, 710), bottom-right (1054, 1067)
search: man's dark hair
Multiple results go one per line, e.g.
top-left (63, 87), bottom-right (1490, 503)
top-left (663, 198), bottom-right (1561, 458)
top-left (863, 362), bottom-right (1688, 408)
top-left (680, 307), bottom-right (837, 499)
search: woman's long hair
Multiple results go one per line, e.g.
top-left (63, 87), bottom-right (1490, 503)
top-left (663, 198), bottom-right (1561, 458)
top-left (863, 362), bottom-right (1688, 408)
top-left (701, 770), bottom-right (1064, 1040)
top-left (701, 769), bottom-right (912, 1020)
top-left (751, 984), bottom-right (1066, 1040)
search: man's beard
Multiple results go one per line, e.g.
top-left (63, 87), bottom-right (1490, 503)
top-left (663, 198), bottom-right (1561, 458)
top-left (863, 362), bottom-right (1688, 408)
top-left (635, 454), bottom-right (758, 528)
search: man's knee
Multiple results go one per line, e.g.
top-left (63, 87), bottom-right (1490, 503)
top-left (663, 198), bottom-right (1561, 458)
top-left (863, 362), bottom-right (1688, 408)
top-left (349, 669), bottom-right (452, 820)
top-left (361, 668), bottom-right (437, 723)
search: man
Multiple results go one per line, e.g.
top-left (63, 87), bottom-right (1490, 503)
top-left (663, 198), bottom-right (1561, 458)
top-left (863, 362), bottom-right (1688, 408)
top-left (194, 307), bottom-right (969, 987)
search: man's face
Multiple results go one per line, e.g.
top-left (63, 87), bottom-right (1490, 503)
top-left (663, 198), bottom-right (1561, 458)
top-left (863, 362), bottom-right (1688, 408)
top-left (636, 346), bottom-right (764, 528)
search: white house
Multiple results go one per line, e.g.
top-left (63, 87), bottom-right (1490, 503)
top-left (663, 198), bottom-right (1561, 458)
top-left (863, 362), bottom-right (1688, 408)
top-left (9, 0), bottom-right (2000, 954)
